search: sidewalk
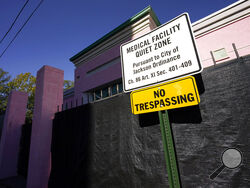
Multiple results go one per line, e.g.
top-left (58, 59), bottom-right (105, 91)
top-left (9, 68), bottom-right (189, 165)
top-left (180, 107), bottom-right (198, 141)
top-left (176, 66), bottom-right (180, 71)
top-left (0, 176), bottom-right (26, 188)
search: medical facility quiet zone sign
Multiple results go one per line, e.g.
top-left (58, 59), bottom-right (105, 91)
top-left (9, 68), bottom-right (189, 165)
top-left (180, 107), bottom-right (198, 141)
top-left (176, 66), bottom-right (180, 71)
top-left (120, 13), bottom-right (202, 92)
top-left (130, 76), bottom-right (200, 114)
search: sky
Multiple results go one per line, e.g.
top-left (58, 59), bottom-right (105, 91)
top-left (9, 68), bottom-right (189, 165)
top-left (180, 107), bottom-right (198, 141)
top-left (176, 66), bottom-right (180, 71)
top-left (0, 0), bottom-right (238, 81)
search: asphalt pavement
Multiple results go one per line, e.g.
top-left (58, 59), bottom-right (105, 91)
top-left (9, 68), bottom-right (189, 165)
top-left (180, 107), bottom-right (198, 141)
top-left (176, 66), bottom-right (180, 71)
top-left (0, 176), bottom-right (26, 188)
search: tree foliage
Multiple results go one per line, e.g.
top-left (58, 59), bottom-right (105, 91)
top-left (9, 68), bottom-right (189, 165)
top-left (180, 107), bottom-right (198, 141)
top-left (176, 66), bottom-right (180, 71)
top-left (7, 73), bottom-right (36, 123)
top-left (64, 80), bottom-right (74, 90)
top-left (0, 71), bottom-right (36, 122)
top-left (0, 68), bottom-right (74, 123)
top-left (7, 73), bottom-right (36, 94)
top-left (0, 68), bottom-right (11, 114)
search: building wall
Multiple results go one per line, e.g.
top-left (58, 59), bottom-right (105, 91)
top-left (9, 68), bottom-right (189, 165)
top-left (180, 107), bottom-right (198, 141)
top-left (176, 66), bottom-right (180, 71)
top-left (64, 2), bottom-right (250, 105)
top-left (63, 95), bottom-right (76, 109)
top-left (51, 55), bottom-right (250, 188)
top-left (73, 15), bottom-right (157, 103)
top-left (195, 15), bottom-right (250, 68)
top-left (74, 44), bottom-right (122, 102)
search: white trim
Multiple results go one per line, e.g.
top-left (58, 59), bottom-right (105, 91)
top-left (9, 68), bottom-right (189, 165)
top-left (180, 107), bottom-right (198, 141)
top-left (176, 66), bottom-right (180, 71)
top-left (192, 0), bottom-right (248, 26)
top-left (72, 13), bottom-right (158, 67)
top-left (194, 13), bottom-right (249, 38)
top-left (192, 0), bottom-right (250, 37)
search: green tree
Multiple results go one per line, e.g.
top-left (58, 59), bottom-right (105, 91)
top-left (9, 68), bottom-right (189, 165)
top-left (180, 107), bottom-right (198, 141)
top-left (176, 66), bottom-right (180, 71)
top-left (7, 73), bottom-right (36, 123)
top-left (64, 80), bottom-right (74, 90)
top-left (0, 70), bottom-right (73, 123)
top-left (0, 68), bottom-right (11, 114)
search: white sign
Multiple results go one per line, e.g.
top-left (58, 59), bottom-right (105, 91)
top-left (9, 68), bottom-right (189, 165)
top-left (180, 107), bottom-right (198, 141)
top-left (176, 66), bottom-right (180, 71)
top-left (120, 13), bottom-right (203, 92)
top-left (212, 48), bottom-right (229, 62)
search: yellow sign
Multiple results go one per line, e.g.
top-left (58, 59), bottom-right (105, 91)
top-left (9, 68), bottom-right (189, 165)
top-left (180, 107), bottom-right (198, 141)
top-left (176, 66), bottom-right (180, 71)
top-left (130, 76), bottom-right (200, 114)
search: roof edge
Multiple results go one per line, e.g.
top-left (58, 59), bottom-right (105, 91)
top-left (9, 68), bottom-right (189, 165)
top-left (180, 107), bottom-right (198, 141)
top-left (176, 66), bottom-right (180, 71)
top-left (192, 0), bottom-right (248, 26)
top-left (70, 6), bottom-right (160, 62)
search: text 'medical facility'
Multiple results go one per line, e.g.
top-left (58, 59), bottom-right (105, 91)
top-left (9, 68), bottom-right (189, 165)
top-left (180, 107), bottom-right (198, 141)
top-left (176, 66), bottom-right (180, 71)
top-left (64, 0), bottom-right (250, 107)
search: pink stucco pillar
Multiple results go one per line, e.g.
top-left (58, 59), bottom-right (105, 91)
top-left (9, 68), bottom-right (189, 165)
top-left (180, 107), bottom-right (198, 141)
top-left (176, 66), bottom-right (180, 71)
top-left (0, 91), bottom-right (28, 179)
top-left (27, 66), bottom-right (63, 188)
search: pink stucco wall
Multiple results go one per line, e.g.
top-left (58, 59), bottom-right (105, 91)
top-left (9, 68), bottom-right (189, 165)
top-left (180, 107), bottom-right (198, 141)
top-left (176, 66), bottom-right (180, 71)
top-left (74, 25), bottom-right (153, 102)
top-left (195, 15), bottom-right (250, 68)
top-left (27, 66), bottom-right (63, 188)
top-left (0, 91), bottom-right (28, 179)
top-left (74, 44), bottom-right (121, 102)
top-left (63, 95), bottom-right (76, 109)
top-left (71, 15), bottom-right (250, 102)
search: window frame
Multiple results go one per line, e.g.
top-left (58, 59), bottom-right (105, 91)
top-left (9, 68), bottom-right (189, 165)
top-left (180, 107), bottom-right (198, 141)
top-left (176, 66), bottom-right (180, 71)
top-left (87, 82), bottom-right (123, 103)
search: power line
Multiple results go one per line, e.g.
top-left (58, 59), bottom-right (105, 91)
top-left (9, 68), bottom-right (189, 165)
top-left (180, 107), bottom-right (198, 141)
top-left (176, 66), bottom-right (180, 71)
top-left (0, 0), bottom-right (30, 44)
top-left (0, 0), bottom-right (44, 59)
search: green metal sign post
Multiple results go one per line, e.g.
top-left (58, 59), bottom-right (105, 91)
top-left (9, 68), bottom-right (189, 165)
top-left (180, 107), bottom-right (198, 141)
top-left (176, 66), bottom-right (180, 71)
top-left (158, 110), bottom-right (181, 188)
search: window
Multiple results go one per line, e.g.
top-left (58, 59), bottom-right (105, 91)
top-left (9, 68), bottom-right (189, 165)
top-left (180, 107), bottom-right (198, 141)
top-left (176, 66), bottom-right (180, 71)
top-left (111, 84), bottom-right (117, 95)
top-left (118, 83), bottom-right (123, 93)
top-left (88, 81), bottom-right (123, 103)
top-left (102, 87), bottom-right (109, 98)
top-left (88, 93), bottom-right (94, 102)
top-left (95, 90), bottom-right (101, 100)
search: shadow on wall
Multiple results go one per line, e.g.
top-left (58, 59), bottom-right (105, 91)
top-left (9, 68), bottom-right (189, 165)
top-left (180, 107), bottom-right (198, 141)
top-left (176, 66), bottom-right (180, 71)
top-left (0, 113), bottom-right (5, 141)
top-left (17, 123), bottom-right (32, 178)
top-left (48, 55), bottom-right (250, 188)
top-left (48, 104), bottom-right (93, 188)
top-left (139, 73), bottom-right (205, 127)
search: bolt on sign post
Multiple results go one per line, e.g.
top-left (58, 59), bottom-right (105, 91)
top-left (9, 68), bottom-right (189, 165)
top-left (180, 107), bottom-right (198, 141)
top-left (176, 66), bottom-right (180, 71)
top-left (120, 13), bottom-right (203, 188)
